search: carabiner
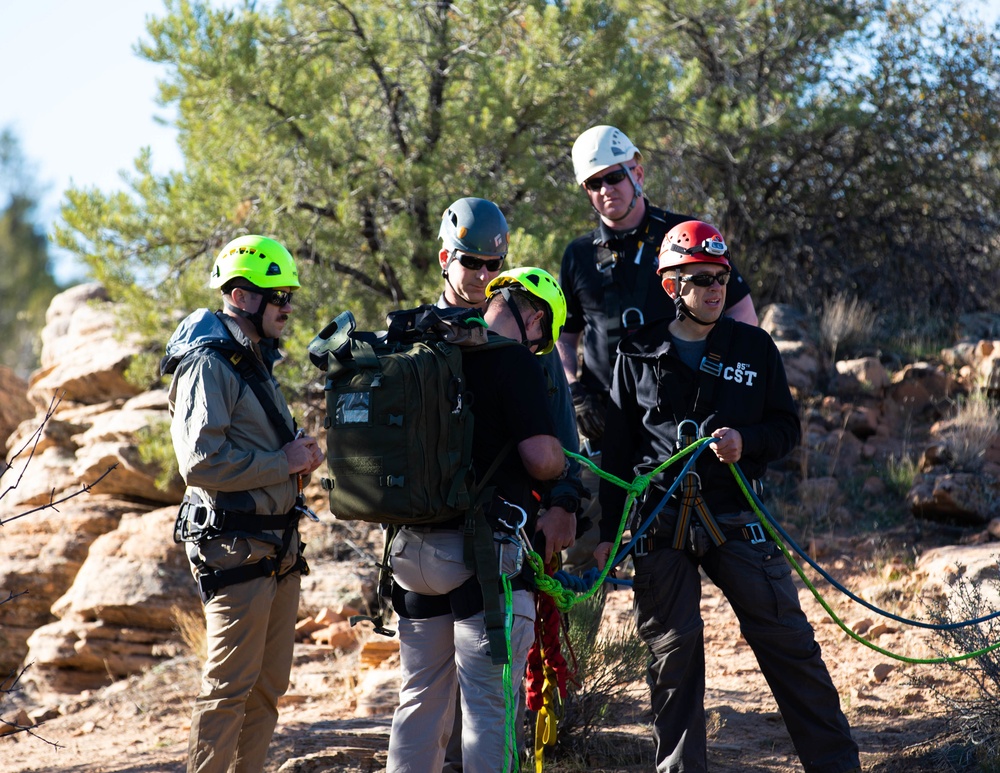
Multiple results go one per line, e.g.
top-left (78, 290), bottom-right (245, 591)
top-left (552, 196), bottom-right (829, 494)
top-left (676, 419), bottom-right (701, 443)
top-left (496, 498), bottom-right (528, 532)
top-left (496, 534), bottom-right (524, 579)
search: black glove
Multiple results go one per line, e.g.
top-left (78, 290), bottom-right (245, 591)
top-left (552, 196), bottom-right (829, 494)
top-left (570, 382), bottom-right (606, 440)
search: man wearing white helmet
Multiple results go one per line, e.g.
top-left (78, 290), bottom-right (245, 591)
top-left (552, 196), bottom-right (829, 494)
top-left (559, 125), bottom-right (757, 443)
top-left (557, 125), bottom-right (758, 557)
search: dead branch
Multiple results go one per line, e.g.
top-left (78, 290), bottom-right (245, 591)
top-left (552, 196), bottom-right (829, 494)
top-left (0, 464), bottom-right (118, 527)
top-left (0, 393), bottom-right (61, 499)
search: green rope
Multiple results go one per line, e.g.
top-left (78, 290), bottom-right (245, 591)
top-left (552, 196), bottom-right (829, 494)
top-left (725, 464), bottom-right (1000, 665)
top-left (501, 574), bottom-right (516, 773)
top-left (523, 437), bottom-right (1000, 665)
top-left (526, 439), bottom-right (712, 613)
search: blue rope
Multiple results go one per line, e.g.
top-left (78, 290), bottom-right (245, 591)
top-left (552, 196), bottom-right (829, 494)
top-left (728, 464), bottom-right (1000, 631)
top-left (549, 441), bottom-right (1000, 632)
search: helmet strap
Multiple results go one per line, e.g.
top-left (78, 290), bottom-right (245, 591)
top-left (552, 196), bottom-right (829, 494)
top-left (224, 296), bottom-right (268, 339)
top-left (594, 163), bottom-right (643, 223)
top-left (673, 296), bottom-right (715, 327)
top-left (498, 287), bottom-right (546, 351)
top-left (444, 268), bottom-right (480, 308)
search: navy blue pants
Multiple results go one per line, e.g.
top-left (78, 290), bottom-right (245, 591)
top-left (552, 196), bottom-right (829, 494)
top-left (631, 512), bottom-right (860, 773)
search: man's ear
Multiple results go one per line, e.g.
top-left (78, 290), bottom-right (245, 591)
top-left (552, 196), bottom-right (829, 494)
top-left (661, 275), bottom-right (678, 299)
top-left (527, 309), bottom-right (545, 336)
top-left (439, 248), bottom-right (451, 273)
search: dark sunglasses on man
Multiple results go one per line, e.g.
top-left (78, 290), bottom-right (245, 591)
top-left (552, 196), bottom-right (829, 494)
top-left (583, 166), bottom-right (637, 192)
top-left (680, 271), bottom-right (731, 288)
top-left (239, 286), bottom-right (295, 306)
top-left (456, 253), bottom-right (504, 272)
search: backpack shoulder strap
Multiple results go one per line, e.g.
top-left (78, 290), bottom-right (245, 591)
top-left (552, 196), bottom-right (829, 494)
top-left (204, 343), bottom-right (296, 446)
top-left (691, 316), bottom-right (736, 419)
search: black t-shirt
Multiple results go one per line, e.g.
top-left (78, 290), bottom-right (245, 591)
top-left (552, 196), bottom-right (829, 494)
top-left (461, 336), bottom-right (557, 515)
top-left (559, 202), bottom-right (751, 396)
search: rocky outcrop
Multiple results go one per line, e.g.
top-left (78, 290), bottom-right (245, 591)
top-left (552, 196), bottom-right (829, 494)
top-left (2, 285), bottom-right (376, 698)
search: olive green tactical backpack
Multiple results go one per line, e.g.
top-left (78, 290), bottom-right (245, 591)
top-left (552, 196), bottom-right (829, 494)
top-left (309, 304), bottom-right (513, 525)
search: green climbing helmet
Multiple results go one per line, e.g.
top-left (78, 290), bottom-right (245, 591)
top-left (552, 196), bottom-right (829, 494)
top-left (210, 235), bottom-right (300, 290)
top-left (486, 267), bottom-right (566, 355)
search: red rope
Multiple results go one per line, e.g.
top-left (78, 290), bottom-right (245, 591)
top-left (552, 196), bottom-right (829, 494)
top-left (526, 556), bottom-right (570, 711)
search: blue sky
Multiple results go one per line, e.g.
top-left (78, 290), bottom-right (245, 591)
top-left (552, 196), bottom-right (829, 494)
top-left (2, 0), bottom-right (999, 284)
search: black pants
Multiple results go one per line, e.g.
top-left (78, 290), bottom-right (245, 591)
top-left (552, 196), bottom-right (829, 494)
top-left (631, 513), bottom-right (860, 773)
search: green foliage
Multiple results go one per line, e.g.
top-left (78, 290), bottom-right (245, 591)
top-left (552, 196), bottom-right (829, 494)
top-left (56, 0), bottom-right (645, 402)
top-left (0, 130), bottom-right (60, 376)
top-left (136, 419), bottom-right (182, 491)
top-left (52, 0), bottom-right (1000, 399)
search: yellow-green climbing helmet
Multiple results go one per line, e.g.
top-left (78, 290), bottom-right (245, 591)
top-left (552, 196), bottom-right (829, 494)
top-left (210, 235), bottom-right (300, 289)
top-left (486, 267), bottom-right (566, 355)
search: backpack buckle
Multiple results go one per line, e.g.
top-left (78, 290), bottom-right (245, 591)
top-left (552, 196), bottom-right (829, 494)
top-left (699, 354), bottom-right (723, 377)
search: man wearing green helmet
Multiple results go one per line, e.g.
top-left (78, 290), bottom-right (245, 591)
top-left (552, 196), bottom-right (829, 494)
top-left (161, 234), bottom-right (324, 773)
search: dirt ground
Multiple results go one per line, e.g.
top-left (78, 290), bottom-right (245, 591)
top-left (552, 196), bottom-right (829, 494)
top-left (0, 523), bottom-right (984, 773)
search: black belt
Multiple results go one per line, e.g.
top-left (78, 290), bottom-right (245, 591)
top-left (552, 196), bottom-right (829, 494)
top-left (632, 520), bottom-right (769, 557)
top-left (197, 551), bottom-right (309, 600)
top-left (181, 500), bottom-right (299, 533)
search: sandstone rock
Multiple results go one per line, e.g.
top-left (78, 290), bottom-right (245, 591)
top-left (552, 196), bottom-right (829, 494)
top-left (909, 472), bottom-right (1000, 525)
top-left (833, 357), bottom-right (890, 397)
top-left (312, 622), bottom-right (358, 650)
top-left (49, 508), bottom-right (196, 629)
top-left (0, 709), bottom-right (31, 737)
top-left (0, 366), bottom-right (33, 452)
top-left (889, 362), bottom-right (961, 417)
top-left (359, 638), bottom-right (400, 669)
top-left (914, 544), bottom-right (1000, 628)
top-left (869, 663), bottom-right (894, 683)
top-left (774, 339), bottom-right (820, 394)
top-left (29, 284), bottom-right (143, 408)
top-left (21, 508), bottom-right (198, 693)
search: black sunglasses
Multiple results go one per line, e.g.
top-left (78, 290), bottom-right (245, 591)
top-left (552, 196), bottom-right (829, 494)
top-left (583, 166), bottom-right (636, 191)
top-left (680, 271), bottom-right (731, 288)
top-left (457, 253), bottom-right (504, 272)
top-left (264, 289), bottom-right (294, 306)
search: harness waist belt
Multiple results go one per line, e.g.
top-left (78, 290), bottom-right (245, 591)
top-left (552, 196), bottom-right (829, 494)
top-left (182, 500), bottom-right (299, 532)
top-left (633, 520), bottom-right (770, 556)
top-left (197, 552), bottom-right (309, 597)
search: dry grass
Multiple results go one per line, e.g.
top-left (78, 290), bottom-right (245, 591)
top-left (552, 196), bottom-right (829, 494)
top-left (172, 605), bottom-right (207, 661)
top-left (819, 292), bottom-right (879, 363)
top-left (940, 393), bottom-right (1000, 472)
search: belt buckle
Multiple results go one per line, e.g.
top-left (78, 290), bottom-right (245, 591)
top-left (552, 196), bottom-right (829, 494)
top-left (745, 521), bottom-right (766, 545)
top-left (633, 532), bottom-right (649, 557)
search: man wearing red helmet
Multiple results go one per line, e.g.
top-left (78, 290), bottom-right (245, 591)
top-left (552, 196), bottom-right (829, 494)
top-left (595, 221), bottom-right (861, 773)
